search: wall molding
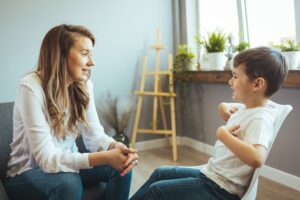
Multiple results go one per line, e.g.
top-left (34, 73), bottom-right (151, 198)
top-left (135, 136), bottom-right (300, 191)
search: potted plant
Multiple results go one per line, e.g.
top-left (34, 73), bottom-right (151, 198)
top-left (173, 44), bottom-right (196, 73)
top-left (224, 34), bottom-right (249, 70)
top-left (97, 93), bottom-right (133, 147)
top-left (203, 31), bottom-right (227, 70)
top-left (275, 40), bottom-right (300, 70)
top-left (173, 44), bottom-right (195, 108)
top-left (234, 41), bottom-right (250, 52)
top-left (173, 44), bottom-right (195, 88)
top-left (194, 34), bottom-right (203, 70)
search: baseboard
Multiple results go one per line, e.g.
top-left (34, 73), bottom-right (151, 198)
top-left (134, 137), bottom-right (169, 151)
top-left (135, 136), bottom-right (300, 191)
top-left (176, 136), bottom-right (214, 155)
top-left (261, 165), bottom-right (300, 191)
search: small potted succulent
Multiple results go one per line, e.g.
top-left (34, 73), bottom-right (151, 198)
top-left (234, 41), bottom-right (250, 52)
top-left (224, 35), bottom-right (249, 70)
top-left (275, 40), bottom-right (300, 70)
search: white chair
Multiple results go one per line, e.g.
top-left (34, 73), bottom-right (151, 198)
top-left (193, 101), bottom-right (292, 200)
top-left (241, 101), bottom-right (293, 200)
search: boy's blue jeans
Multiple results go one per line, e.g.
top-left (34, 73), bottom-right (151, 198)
top-left (4, 165), bottom-right (132, 200)
top-left (130, 166), bottom-right (240, 200)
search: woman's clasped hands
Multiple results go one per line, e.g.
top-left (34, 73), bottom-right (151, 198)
top-left (108, 142), bottom-right (139, 176)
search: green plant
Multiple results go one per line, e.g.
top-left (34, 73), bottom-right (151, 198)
top-left (276, 40), bottom-right (300, 52)
top-left (194, 34), bottom-right (203, 49)
top-left (203, 31), bottom-right (227, 53)
top-left (234, 41), bottom-right (250, 52)
top-left (173, 44), bottom-right (195, 80)
top-left (194, 34), bottom-right (203, 69)
top-left (172, 44), bottom-right (195, 109)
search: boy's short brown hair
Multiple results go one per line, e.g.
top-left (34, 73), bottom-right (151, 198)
top-left (233, 46), bottom-right (288, 97)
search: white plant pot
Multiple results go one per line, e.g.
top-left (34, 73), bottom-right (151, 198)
top-left (207, 52), bottom-right (226, 70)
top-left (281, 51), bottom-right (300, 70)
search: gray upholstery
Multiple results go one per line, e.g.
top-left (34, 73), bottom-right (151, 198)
top-left (0, 102), bottom-right (14, 180)
top-left (0, 102), bottom-right (13, 200)
top-left (0, 181), bottom-right (9, 200)
top-left (0, 102), bottom-right (106, 200)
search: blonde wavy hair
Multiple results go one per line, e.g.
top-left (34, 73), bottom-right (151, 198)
top-left (37, 24), bottom-right (95, 139)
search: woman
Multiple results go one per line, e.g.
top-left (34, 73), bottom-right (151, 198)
top-left (4, 24), bottom-right (138, 200)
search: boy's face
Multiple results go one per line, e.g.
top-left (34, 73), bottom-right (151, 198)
top-left (229, 64), bottom-right (255, 102)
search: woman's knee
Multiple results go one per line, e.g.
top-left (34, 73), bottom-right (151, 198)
top-left (124, 170), bottom-right (132, 181)
top-left (52, 173), bottom-right (83, 198)
top-left (105, 165), bottom-right (132, 179)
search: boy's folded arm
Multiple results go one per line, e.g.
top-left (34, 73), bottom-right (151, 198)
top-left (217, 126), bottom-right (267, 168)
top-left (218, 102), bottom-right (239, 122)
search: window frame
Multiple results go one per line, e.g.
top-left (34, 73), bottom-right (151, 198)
top-left (181, 0), bottom-right (300, 49)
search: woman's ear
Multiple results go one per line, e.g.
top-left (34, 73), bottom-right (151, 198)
top-left (253, 77), bottom-right (266, 91)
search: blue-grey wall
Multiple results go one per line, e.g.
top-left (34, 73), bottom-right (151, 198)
top-left (0, 0), bottom-right (173, 103)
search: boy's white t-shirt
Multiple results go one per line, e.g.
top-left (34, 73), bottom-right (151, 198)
top-left (202, 102), bottom-right (276, 197)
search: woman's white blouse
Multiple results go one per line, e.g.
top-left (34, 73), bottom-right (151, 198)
top-left (6, 73), bottom-right (114, 177)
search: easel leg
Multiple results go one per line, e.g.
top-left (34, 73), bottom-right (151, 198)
top-left (158, 80), bottom-right (169, 144)
top-left (170, 94), bottom-right (177, 161)
top-left (131, 96), bottom-right (143, 148)
top-left (172, 131), bottom-right (177, 161)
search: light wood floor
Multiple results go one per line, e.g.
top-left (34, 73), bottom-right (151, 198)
top-left (130, 146), bottom-right (300, 200)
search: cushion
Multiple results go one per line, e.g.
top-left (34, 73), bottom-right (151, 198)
top-left (82, 182), bottom-right (107, 200)
top-left (0, 181), bottom-right (9, 200)
top-left (0, 102), bottom-right (14, 180)
top-left (76, 134), bottom-right (89, 153)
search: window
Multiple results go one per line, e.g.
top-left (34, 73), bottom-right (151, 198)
top-left (198, 0), bottom-right (239, 38)
top-left (246, 0), bottom-right (296, 47)
top-left (196, 0), bottom-right (297, 47)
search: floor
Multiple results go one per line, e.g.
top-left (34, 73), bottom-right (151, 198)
top-left (130, 145), bottom-right (300, 200)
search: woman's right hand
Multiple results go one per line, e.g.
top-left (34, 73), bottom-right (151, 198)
top-left (105, 148), bottom-right (130, 172)
top-left (108, 142), bottom-right (138, 176)
top-left (88, 143), bottom-right (138, 175)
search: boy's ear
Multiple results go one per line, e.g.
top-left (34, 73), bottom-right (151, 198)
top-left (253, 77), bottom-right (266, 91)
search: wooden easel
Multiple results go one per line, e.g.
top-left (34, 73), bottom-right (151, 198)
top-left (131, 29), bottom-right (177, 161)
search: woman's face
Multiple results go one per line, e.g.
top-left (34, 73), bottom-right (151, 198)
top-left (67, 36), bottom-right (94, 84)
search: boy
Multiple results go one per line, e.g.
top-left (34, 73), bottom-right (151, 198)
top-left (130, 47), bottom-right (288, 200)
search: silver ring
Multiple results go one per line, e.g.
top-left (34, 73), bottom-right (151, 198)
top-left (133, 160), bottom-right (137, 166)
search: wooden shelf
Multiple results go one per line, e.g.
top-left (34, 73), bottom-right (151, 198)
top-left (186, 70), bottom-right (300, 88)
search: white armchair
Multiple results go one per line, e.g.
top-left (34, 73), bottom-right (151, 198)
top-left (241, 101), bottom-right (292, 200)
top-left (191, 101), bottom-right (292, 200)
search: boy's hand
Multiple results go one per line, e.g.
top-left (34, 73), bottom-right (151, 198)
top-left (218, 103), bottom-right (238, 121)
top-left (227, 124), bottom-right (240, 137)
top-left (217, 124), bottom-right (240, 139)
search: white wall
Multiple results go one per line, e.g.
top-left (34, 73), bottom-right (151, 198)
top-left (0, 0), bottom-right (173, 103)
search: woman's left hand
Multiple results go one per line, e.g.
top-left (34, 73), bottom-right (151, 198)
top-left (120, 152), bottom-right (139, 176)
top-left (110, 142), bottom-right (139, 176)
